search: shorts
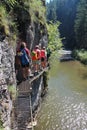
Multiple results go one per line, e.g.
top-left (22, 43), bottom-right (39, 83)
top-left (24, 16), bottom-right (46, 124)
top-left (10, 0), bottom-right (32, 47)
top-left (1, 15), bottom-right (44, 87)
top-left (32, 60), bottom-right (38, 65)
top-left (41, 57), bottom-right (45, 62)
top-left (21, 63), bottom-right (30, 68)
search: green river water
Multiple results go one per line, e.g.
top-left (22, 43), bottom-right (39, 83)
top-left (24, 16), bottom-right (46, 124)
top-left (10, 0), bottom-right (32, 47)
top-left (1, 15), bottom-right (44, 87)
top-left (35, 60), bottom-right (87, 130)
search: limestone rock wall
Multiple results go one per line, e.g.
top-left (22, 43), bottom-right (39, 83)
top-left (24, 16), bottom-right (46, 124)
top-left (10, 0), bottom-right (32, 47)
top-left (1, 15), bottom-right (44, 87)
top-left (26, 20), bottom-right (48, 50)
top-left (0, 38), bottom-right (16, 130)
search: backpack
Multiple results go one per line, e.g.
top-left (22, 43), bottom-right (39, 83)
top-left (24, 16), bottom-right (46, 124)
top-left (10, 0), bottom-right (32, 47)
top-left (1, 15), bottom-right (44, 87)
top-left (31, 50), bottom-right (37, 60)
top-left (20, 49), bottom-right (29, 65)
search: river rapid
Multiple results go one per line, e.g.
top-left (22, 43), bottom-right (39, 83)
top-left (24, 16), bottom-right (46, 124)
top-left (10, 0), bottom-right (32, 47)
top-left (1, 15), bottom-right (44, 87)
top-left (35, 60), bottom-right (87, 130)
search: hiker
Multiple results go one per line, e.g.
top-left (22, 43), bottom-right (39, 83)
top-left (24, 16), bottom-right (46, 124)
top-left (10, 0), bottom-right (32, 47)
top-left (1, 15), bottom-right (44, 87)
top-left (34, 45), bottom-right (41, 72)
top-left (41, 46), bottom-right (47, 69)
top-left (19, 42), bottom-right (31, 80)
top-left (31, 49), bottom-right (38, 75)
top-left (46, 47), bottom-right (51, 67)
top-left (15, 39), bottom-right (22, 76)
top-left (47, 48), bottom-right (51, 61)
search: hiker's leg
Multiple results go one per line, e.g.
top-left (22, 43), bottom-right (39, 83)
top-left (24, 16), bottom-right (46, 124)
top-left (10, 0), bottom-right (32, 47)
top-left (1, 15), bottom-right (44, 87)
top-left (25, 63), bottom-right (31, 77)
top-left (22, 68), bottom-right (26, 79)
top-left (37, 60), bottom-right (39, 71)
top-left (32, 61), bottom-right (36, 73)
top-left (25, 67), bottom-right (30, 77)
top-left (42, 61), bottom-right (45, 68)
top-left (44, 58), bottom-right (46, 68)
top-left (41, 58), bottom-right (43, 69)
top-left (37, 59), bottom-right (41, 71)
top-left (35, 60), bottom-right (38, 72)
top-left (33, 61), bottom-right (37, 72)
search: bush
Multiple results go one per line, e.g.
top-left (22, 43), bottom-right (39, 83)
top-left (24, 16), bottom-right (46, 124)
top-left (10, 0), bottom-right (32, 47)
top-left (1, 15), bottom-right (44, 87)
top-left (72, 49), bottom-right (87, 64)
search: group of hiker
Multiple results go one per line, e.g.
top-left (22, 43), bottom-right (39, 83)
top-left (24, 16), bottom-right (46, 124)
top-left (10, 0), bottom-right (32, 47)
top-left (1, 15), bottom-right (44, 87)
top-left (15, 39), bottom-right (51, 83)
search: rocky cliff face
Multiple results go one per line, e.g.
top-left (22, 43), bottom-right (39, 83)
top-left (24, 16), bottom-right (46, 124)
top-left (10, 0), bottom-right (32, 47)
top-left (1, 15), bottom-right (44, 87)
top-left (16, 0), bottom-right (48, 49)
top-left (26, 22), bottom-right (48, 49)
top-left (0, 38), bottom-right (16, 129)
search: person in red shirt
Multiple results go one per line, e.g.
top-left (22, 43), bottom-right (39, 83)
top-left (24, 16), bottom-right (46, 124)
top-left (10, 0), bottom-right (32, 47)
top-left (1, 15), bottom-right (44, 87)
top-left (41, 46), bottom-right (47, 69)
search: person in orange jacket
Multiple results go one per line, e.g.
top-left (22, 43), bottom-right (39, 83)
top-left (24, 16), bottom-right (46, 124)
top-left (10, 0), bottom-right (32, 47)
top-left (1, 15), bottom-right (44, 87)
top-left (34, 45), bottom-right (41, 71)
top-left (31, 49), bottom-right (38, 74)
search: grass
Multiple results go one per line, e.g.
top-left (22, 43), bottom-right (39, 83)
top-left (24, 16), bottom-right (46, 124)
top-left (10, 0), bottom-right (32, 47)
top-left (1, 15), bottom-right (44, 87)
top-left (0, 5), bottom-right (10, 35)
top-left (29, 0), bottom-right (46, 24)
top-left (8, 85), bottom-right (17, 100)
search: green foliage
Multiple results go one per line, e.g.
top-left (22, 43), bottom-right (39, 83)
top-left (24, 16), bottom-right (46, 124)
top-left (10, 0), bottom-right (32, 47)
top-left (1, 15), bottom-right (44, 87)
top-left (46, 0), bottom-right (79, 49)
top-left (4, 0), bottom-right (18, 8)
top-left (74, 0), bottom-right (87, 49)
top-left (47, 21), bottom-right (62, 51)
top-left (0, 0), bottom-right (46, 44)
top-left (46, 0), bottom-right (57, 22)
top-left (29, 0), bottom-right (46, 24)
top-left (0, 5), bottom-right (10, 35)
top-left (0, 1), bottom-right (18, 44)
top-left (73, 49), bottom-right (87, 64)
top-left (8, 85), bottom-right (16, 99)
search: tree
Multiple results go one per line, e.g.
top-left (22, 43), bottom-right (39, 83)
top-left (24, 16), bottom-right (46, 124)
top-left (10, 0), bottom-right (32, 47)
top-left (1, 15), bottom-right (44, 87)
top-left (74, 0), bottom-right (87, 49)
top-left (46, 0), bottom-right (57, 22)
top-left (47, 21), bottom-right (62, 51)
top-left (46, 0), bottom-right (79, 49)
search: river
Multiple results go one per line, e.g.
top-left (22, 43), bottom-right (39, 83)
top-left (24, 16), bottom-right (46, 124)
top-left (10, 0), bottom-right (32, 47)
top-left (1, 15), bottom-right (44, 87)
top-left (35, 60), bottom-right (87, 130)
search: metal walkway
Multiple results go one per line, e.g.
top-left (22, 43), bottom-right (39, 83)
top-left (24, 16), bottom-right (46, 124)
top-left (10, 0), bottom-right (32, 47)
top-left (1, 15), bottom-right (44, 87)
top-left (14, 68), bottom-right (48, 130)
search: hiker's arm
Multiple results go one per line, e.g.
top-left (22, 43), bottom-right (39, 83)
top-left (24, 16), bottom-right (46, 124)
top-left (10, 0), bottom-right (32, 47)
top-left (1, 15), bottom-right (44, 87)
top-left (26, 49), bottom-right (32, 64)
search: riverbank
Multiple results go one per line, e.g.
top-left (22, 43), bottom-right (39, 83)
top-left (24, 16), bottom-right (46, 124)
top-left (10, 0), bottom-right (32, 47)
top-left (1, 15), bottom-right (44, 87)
top-left (72, 49), bottom-right (87, 65)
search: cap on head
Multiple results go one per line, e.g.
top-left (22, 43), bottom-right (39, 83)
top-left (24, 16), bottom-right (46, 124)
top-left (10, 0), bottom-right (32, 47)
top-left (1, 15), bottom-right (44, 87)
top-left (43, 46), bottom-right (45, 49)
top-left (35, 45), bottom-right (39, 48)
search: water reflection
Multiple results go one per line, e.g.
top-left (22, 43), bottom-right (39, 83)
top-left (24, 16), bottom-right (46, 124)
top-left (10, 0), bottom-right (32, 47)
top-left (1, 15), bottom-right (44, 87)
top-left (35, 61), bottom-right (87, 130)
